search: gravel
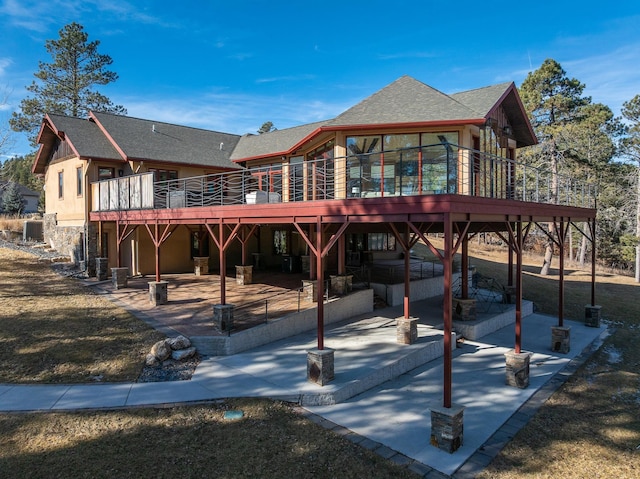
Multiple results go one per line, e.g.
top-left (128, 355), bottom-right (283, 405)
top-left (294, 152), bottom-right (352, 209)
top-left (137, 355), bottom-right (202, 382)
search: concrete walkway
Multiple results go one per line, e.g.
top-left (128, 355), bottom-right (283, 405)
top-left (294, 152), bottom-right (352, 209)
top-left (0, 298), bottom-right (607, 478)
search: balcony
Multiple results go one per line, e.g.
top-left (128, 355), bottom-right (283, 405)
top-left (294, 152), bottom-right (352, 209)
top-left (91, 143), bottom-right (596, 213)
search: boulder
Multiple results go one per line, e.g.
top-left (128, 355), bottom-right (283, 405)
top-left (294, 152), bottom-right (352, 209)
top-left (167, 335), bottom-right (191, 351)
top-left (145, 353), bottom-right (160, 367)
top-left (150, 339), bottom-right (171, 361)
top-left (171, 347), bottom-right (196, 361)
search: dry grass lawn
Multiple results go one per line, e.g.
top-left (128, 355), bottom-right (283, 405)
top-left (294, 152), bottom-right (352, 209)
top-left (1, 243), bottom-right (639, 478)
top-left (0, 247), bottom-right (165, 383)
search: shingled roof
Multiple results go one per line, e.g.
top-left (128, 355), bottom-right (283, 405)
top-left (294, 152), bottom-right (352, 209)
top-left (329, 75), bottom-right (484, 126)
top-left (228, 75), bottom-right (536, 162)
top-left (229, 121), bottom-right (328, 161)
top-left (91, 111), bottom-right (241, 169)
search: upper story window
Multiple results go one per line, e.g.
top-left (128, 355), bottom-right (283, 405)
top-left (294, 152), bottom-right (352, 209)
top-left (58, 171), bottom-right (64, 199)
top-left (149, 168), bottom-right (178, 182)
top-left (346, 132), bottom-right (459, 197)
top-left (76, 166), bottom-right (83, 197)
top-left (98, 167), bottom-right (115, 181)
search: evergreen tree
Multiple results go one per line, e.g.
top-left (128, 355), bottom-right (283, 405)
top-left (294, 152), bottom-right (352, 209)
top-left (1, 182), bottom-right (25, 215)
top-left (519, 59), bottom-right (591, 274)
top-left (620, 94), bottom-right (640, 281)
top-left (10, 22), bottom-right (126, 146)
top-left (258, 121), bottom-right (276, 134)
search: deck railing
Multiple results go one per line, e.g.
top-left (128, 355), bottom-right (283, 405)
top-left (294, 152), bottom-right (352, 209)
top-left (91, 143), bottom-right (597, 212)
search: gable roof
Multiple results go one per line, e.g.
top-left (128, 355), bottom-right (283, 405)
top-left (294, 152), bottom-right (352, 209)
top-left (90, 111), bottom-right (241, 169)
top-left (328, 75), bottom-right (484, 127)
top-left (33, 114), bottom-right (123, 173)
top-left (451, 82), bottom-right (537, 146)
top-left (228, 75), bottom-right (537, 162)
top-left (229, 121), bottom-right (329, 161)
top-left (0, 180), bottom-right (40, 198)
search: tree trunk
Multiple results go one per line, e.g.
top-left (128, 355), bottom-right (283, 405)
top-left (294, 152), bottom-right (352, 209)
top-left (579, 229), bottom-right (588, 267)
top-left (540, 144), bottom-right (559, 276)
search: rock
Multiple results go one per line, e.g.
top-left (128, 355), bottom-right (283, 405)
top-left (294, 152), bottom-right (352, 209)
top-left (167, 335), bottom-right (191, 350)
top-left (171, 347), bottom-right (196, 361)
top-left (145, 353), bottom-right (160, 366)
top-left (150, 339), bottom-right (171, 361)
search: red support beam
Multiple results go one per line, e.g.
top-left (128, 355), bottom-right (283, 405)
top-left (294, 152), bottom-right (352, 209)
top-left (316, 217), bottom-right (324, 350)
top-left (443, 214), bottom-right (453, 409)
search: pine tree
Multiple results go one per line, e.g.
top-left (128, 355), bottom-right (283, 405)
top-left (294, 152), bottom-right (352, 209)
top-left (10, 22), bottom-right (126, 145)
top-left (519, 59), bottom-right (591, 275)
top-left (1, 182), bottom-right (25, 215)
top-left (621, 94), bottom-right (640, 282)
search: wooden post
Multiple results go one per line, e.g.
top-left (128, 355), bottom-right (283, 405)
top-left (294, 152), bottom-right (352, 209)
top-left (316, 217), bottom-right (324, 350)
top-left (515, 220), bottom-right (523, 354)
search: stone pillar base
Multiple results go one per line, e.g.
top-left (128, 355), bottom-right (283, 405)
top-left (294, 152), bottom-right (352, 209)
top-left (307, 348), bottom-right (334, 385)
top-left (111, 267), bottom-right (128, 289)
top-left (551, 326), bottom-right (571, 354)
top-left (396, 317), bottom-right (418, 344)
top-left (430, 404), bottom-right (465, 453)
top-left (302, 280), bottom-right (318, 302)
top-left (213, 304), bottom-right (235, 331)
top-left (236, 265), bottom-right (253, 285)
top-left (96, 257), bottom-right (109, 281)
top-left (149, 281), bottom-right (168, 306)
top-left (585, 305), bottom-right (602, 328)
top-left (453, 298), bottom-right (477, 321)
top-left (330, 274), bottom-right (353, 295)
top-left (504, 350), bottom-right (532, 388)
top-left (193, 257), bottom-right (209, 276)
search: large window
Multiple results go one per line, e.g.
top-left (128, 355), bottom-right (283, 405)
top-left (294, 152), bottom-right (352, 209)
top-left (306, 140), bottom-right (334, 200)
top-left (368, 232), bottom-right (396, 251)
top-left (273, 230), bottom-right (288, 255)
top-left (421, 132), bottom-right (458, 194)
top-left (347, 132), bottom-right (458, 196)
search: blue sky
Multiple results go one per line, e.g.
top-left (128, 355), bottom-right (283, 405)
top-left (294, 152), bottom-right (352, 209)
top-left (1, 0), bottom-right (639, 160)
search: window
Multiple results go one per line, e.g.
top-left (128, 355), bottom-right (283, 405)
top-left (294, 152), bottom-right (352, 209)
top-left (76, 166), bottom-right (83, 196)
top-left (273, 230), bottom-right (288, 255)
top-left (98, 167), bottom-right (115, 181)
top-left (149, 168), bottom-right (178, 181)
top-left (367, 232), bottom-right (396, 251)
top-left (58, 171), bottom-right (64, 199)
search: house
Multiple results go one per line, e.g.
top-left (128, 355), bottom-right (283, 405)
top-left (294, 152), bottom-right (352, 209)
top-left (33, 75), bottom-right (598, 451)
top-left (33, 111), bottom-right (241, 268)
top-left (0, 181), bottom-right (40, 214)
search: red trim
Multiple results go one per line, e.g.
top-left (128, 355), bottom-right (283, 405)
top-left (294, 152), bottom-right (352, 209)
top-left (232, 119), bottom-right (486, 163)
top-left (89, 111), bottom-right (129, 161)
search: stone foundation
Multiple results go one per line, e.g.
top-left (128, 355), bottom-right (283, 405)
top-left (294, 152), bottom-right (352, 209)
top-left (396, 317), bottom-right (418, 344)
top-left (149, 281), bottom-right (168, 306)
top-left (96, 257), bottom-right (109, 281)
top-left (236, 265), bottom-right (253, 285)
top-left (453, 298), bottom-right (477, 321)
top-left (111, 267), bottom-right (128, 289)
top-left (193, 257), bottom-right (209, 276)
top-left (330, 274), bottom-right (353, 295)
top-left (213, 304), bottom-right (235, 331)
top-left (551, 326), bottom-right (571, 353)
top-left (585, 305), bottom-right (602, 328)
top-left (430, 404), bottom-right (465, 453)
top-left (307, 348), bottom-right (335, 386)
top-left (504, 350), bottom-right (531, 388)
top-left (302, 280), bottom-right (318, 302)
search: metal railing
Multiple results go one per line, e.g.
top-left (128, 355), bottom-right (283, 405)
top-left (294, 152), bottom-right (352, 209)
top-left (91, 143), bottom-right (597, 212)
